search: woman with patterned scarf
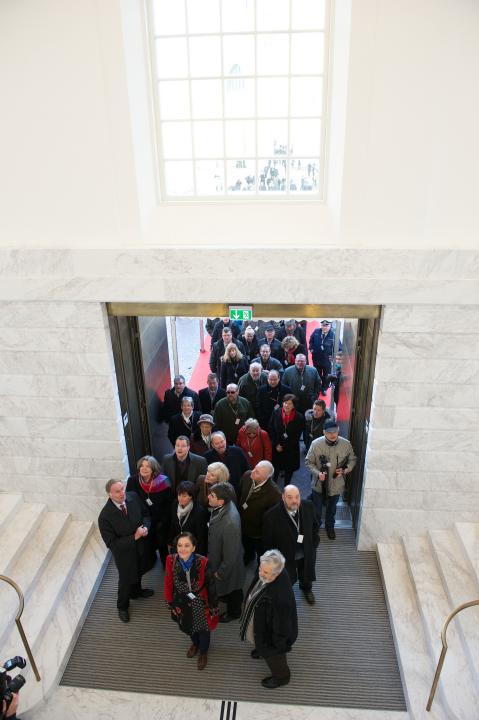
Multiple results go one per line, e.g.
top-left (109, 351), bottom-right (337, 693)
top-left (164, 531), bottom-right (219, 670)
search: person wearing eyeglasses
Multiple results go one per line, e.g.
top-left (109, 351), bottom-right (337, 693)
top-left (213, 383), bottom-right (254, 444)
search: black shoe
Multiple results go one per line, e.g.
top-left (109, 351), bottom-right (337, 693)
top-left (118, 609), bottom-right (130, 623)
top-left (250, 649), bottom-right (261, 659)
top-left (261, 676), bottom-right (290, 689)
top-left (131, 588), bottom-right (154, 599)
top-left (326, 528), bottom-right (336, 540)
top-left (303, 589), bottom-right (316, 605)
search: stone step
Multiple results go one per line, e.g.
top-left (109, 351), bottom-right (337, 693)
top-left (0, 511), bottom-right (71, 648)
top-left (455, 522), bottom-right (479, 586)
top-left (0, 501), bottom-right (46, 575)
top-left (17, 531), bottom-right (109, 714)
top-left (429, 529), bottom-right (479, 687)
top-left (377, 542), bottom-right (449, 720)
top-left (0, 493), bottom-right (23, 530)
top-left (2, 520), bottom-right (94, 658)
top-left (402, 535), bottom-right (477, 720)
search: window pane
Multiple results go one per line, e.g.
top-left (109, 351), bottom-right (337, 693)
top-left (156, 38), bottom-right (189, 79)
top-left (290, 77), bottom-right (323, 116)
top-left (291, 33), bottom-right (324, 75)
top-left (152, 0), bottom-right (186, 36)
top-left (195, 160), bottom-right (225, 194)
top-left (193, 121), bottom-right (224, 157)
top-left (258, 159), bottom-right (287, 192)
top-left (189, 36), bottom-right (222, 77)
top-left (164, 161), bottom-right (194, 195)
top-left (225, 120), bottom-right (255, 157)
top-left (257, 34), bottom-right (289, 76)
top-left (290, 119), bottom-right (321, 156)
top-left (223, 35), bottom-right (255, 77)
top-left (221, 0), bottom-right (254, 32)
top-left (289, 159), bottom-right (320, 193)
top-left (257, 119), bottom-right (288, 156)
top-left (257, 78), bottom-right (288, 117)
top-left (291, 0), bottom-right (326, 30)
top-left (191, 79), bottom-right (223, 118)
top-left (227, 159), bottom-right (256, 193)
top-left (187, 0), bottom-right (220, 34)
top-left (158, 81), bottom-right (190, 119)
top-left (256, 0), bottom-right (289, 31)
top-left (224, 78), bottom-right (255, 118)
top-left (161, 122), bottom-right (192, 159)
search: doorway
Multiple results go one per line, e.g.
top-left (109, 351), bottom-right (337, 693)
top-left (107, 303), bottom-right (379, 536)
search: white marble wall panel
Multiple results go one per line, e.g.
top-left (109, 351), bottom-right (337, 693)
top-left (373, 383), bottom-right (479, 408)
top-left (0, 301), bottom-right (126, 520)
top-left (381, 304), bottom-right (479, 333)
top-left (359, 302), bottom-right (479, 549)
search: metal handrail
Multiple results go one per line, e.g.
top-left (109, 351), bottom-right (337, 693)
top-left (0, 574), bottom-right (41, 681)
top-left (426, 598), bottom-right (479, 711)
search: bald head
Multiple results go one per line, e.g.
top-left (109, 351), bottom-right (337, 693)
top-left (283, 484), bottom-right (301, 511)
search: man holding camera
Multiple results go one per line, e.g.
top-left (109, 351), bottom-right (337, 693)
top-left (98, 479), bottom-right (154, 622)
top-left (305, 420), bottom-right (356, 540)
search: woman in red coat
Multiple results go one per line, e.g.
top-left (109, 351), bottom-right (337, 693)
top-left (164, 531), bottom-right (218, 670)
top-left (237, 418), bottom-right (273, 469)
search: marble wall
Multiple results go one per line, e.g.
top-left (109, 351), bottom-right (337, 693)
top-left (0, 301), bottom-right (127, 518)
top-left (358, 304), bottom-right (479, 548)
top-left (0, 249), bottom-right (478, 546)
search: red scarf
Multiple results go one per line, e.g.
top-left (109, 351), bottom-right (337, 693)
top-left (282, 408), bottom-right (296, 426)
top-left (139, 473), bottom-right (170, 493)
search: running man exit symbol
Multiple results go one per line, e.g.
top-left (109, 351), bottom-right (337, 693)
top-left (229, 306), bottom-right (253, 322)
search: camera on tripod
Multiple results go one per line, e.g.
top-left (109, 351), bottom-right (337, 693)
top-left (1, 656), bottom-right (26, 718)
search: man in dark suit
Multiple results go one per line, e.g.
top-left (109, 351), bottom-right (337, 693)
top-left (198, 373), bottom-right (226, 414)
top-left (256, 369), bottom-right (292, 429)
top-left (163, 375), bottom-right (200, 423)
top-left (167, 396), bottom-right (201, 446)
top-left (262, 484), bottom-right (319, 605)
top-left (162, 435), bottom-right (208, 494)
top-left (204, 431), bottom-right (249, 495)
top-left (257, 325), bottom-right (283, 362)
top-left (98, 479), bottom-right (154, 623)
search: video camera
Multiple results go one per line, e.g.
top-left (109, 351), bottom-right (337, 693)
top-left (0, 657), bottom-right (26, 719)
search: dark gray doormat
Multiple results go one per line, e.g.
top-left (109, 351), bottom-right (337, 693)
top-left (61, 529), bottom-right (406, 711)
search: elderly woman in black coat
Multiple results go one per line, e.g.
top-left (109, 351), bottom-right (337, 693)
top-left (268, 394), bottom-right (304, 486)
top-left (240, 549), bottom-right (298, 688)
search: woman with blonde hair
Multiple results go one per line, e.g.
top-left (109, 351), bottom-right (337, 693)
top-left (196, 461), bottom-right (236, 508)
top-left (220, 342), bottom-right (249, 388)
top-left (280, 335), bottom-right (301, 369)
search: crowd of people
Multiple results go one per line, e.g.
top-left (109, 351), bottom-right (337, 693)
top-left (98, 317), bottom-right (356, 689)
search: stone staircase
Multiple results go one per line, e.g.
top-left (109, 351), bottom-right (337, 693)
top-left (0, 494), bottom-right (108, 714)
top-left (378, 522), bottom-right (479, 720)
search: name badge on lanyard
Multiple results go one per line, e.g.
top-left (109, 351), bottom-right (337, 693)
top-left (283, 432), bottom-right (288, 439)
top-left (297, 534), bottom-right (304, 544)
top-left (146, 497), bottom-right (153, 507)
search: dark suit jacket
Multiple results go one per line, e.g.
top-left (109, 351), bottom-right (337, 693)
top-left (199, 386), bottom-right (226, 413)
top-left (98, 492), bottom-right (151, 584)
top-left (262, 500), bottom-right (319, 586)
top-left (204, 445), bottom-right (249, 494)
top-left (163, 387), bottom-right (201, 422)
top-left (167, 411), bottom-right (201, 446)
top-left (256, 382), bottom-right (292, 429)
top-left (257, 337), bottom-right (283, 362)
top-left (162, 451), bottom-right (208, 494)
top-left (250, 569), bottom-right (298, 657)
top-left (168, 500), bottom-right (209, 555)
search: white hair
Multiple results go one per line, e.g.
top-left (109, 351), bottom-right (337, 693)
top-left (260, 549), bottom-right (285, 575)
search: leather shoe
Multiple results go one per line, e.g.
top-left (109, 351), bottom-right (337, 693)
top-left (303, 589), bottom-right (316, 605)
top-left (261, 676), bottom-right (290, 689)
top-left (118, 609), bottom-right (130, 623)
top-left (326, 528), bottom-right (336, 540)
top-left (197, 653), bottom-right (208, 670)
top-left (250, 649), bottom-right (260, 659)
top-left (186, 644), bottom-right (198, 658)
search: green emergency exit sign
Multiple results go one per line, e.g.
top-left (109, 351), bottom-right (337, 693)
top-left (229, 306), bottom-right (253, 322)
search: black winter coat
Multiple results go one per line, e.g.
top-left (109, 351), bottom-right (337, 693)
top-left (256, 382), bottom-right (292, 429)
top-left (220, 357), bottom-right (249, 389)
top-left (168, 501), bottom-right (208, 555)
top-left (163, 387), bottom-right (201, 423)
top-left (268, 408), bottom-right (304, 473)
top-left (262, 500), bottom-right (319, 585)
top-left (250, 569), bottom-right (298, 657)
top-left (125, 474), bottom-right (172, 552)
top-left (167, 411), bottom-right (201, 446)
top-left (204, 445), bottom-right (250, 494)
